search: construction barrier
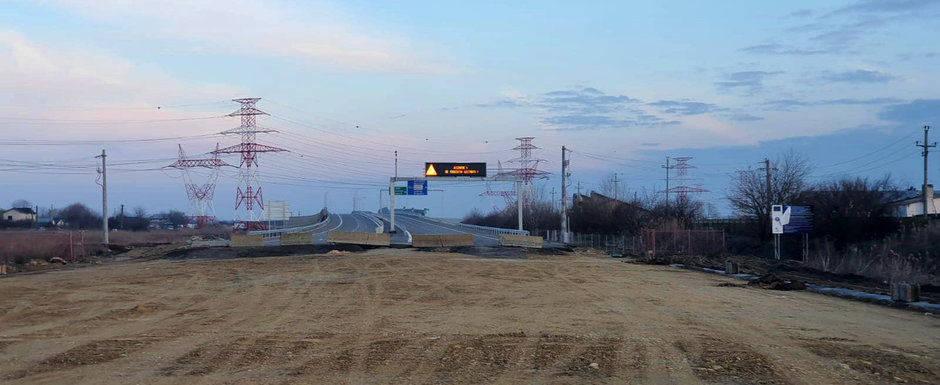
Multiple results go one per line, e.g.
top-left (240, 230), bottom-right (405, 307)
top-left (327, 231), bottom-right (390, 246)
top-left (411, 234), bottom-right (475, 248)
top-left (281, 232), bottom-right (313, 246)
top-left (499, 234), bottom-right (544, 248)
top-left (229, 234), bottom-right (263, 248)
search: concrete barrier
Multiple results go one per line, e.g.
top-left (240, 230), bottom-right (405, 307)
top-left (327, 231), bottom-right (390, 246)
top-left (281, 232), bottom-right (313, 246)
top-left (499, 234), bottom-right (543, 248)
top-left (229, 234), bottom-right (263, 248)
top-left (412, 234), bottom-right (474, 248)
top-left (891, 283), bottom-right (920, 302)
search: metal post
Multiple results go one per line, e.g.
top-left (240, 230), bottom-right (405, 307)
top-left (96, 149), bottom-right (109, 245)
top-left (802, 233), bottom-right (809, 262)
top-left (561, 146), bottom-right (570, 243)
top-left (389, 178), bottom-right (396, 233)
top-left (663, 156), bottom-right (670, 213)
top-left (517, 179), bottom-right (524, 231)
top-left (774, 234), bottom-right (781, 260)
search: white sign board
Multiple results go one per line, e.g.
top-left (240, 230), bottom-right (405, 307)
top-left (771, 205), bottom-right (789, 234)
top-left (263, 201), bottom-right (291, 222)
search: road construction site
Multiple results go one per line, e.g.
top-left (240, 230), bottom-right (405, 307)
top-left (1, 247), bottom-right (937, 384)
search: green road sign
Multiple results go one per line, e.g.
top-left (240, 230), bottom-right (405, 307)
top-left (394, 186), bottom-right (407, 195)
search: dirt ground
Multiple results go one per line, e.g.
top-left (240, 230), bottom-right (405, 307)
top-left (0, 248), bottom-right (937, 384)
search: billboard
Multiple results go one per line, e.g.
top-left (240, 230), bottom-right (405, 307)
top-left (263, 201), bottom-right (290, 222)
top-left (425, 162), bottom-right (486, 177)
top-left (771, 205), bottom-right (813, 234)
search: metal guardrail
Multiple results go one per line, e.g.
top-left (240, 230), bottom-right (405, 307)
top-left (455, 222), bottom-right (530, 236)
top-left (399, 213), bottom-right (530, 236)
top-left (249, 211), bottom-right (330, 237)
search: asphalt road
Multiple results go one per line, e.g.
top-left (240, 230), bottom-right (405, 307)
top-left (382, 214), bottom-right (501, 247)
top-left (267, 212), bottom-right (505, 247)
top-left (262, 213), bottom-right (383, 246)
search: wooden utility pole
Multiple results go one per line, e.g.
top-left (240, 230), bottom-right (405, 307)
top-left (916, 125), bottom-right (936, 217)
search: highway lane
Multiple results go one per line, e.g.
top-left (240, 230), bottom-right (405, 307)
top-left (264, 212), bottom-right (506, 247)
top-left (390, 214), bottom-right (501, 246)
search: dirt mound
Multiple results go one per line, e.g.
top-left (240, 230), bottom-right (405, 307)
top-left (748, 274), bottom-right (806, 291)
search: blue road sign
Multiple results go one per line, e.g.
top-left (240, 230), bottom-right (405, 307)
top-left (407, 180), bottom-right (428, 195)
top-left (784, 205), bottom-right (814, 234)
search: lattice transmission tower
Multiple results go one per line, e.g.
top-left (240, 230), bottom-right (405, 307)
top-left (480, 160), bottom-right (517, 212)
top-left (482, 137), bottom-right (549, 210)
top-left (667, 156), bottom-right (708, 202)
top-left (212, 98), bottom-right (286, 232)
top-left (167, 144), bottom-right (233, 228)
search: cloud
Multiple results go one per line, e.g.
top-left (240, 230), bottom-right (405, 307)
top-left (35, 0), bottom-right (447, 73)
top-left (649, 100), bottom-right (726, 115)
top-left (541, 114), bottom-right (678, 131)
top-left (476, 86), bottom-right (678, 131)
top-left (819, 69), bottom-right (895, 83)
top-left (764, 97), bottom-right (903, 110)
top-left (0, 30), bottom-right (239, 112)
top-left (539, 87), bottom-right (640, 114)
top-left (715, 71), bottom-right (782, 94)
top-left (810, 17), bottom-right (889, 49)
top-left (743, 1), bottom-right (940, 58)
top-left (831, 0), bottom-right (940, 15)
top-left (788, 9), bottom-right (815, 18)
top-left (878, 99), bottom-right (940, 124)
top-left (740, 43), bottom-right (827, 55)
top-left (727, 113), bottom-right (764, 121)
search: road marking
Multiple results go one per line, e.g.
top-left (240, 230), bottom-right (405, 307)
top-left (326, 214), bottom-right (344, 232)
top-left (399, 215), bottom-right (500, 242)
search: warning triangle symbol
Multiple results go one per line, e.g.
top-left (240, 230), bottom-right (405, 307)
top-left (425, 164), bottom-right (438, 176)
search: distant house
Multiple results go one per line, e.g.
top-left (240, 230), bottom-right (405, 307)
top-left (573, 191), bottom-right (650, 213)
top-left (37, 217), bottom-right (65, 227)
top-left (890, 184), bottom-right (940, 217)
top-left (2, 207), bottom-right (36, 222)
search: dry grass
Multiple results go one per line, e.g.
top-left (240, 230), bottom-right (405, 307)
top-left (0, 227), bottom-right (228, 265)
top-left (807, 223), bottom-right (940, 285)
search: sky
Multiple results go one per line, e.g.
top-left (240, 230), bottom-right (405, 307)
top-left (1, 0), bottom-right (939, 219)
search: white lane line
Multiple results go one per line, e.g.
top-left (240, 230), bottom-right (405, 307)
top-left (401, 215), bottom-right (500, 242)
top-left (326, 214), bottom-right (344, 232)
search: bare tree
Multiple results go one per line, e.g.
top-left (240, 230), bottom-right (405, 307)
top-left (804, 175), bottom-right (903, 247)
top-left (11, 199), bottom-right (32, 209)
top-left (727, 150), bottom-right (810, 239)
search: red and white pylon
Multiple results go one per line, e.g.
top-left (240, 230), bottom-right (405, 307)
top-left (212, 98), bottom-right (286, 232)
top-left (167, 143), bottom-right (233, 228)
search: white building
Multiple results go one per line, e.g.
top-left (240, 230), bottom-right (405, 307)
top-left (891, 184), bottom-right (940, 217)
top-left (2, 207), bottom-right (37, 222)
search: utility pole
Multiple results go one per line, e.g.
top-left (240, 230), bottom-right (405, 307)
top-left (762, 158), bottom-right (772, 206)
top-left (561, 146), bottom-right (570, 243)
top-left (550, 187), bottom-right (556, 209)
top-left (120, 204), bottom-right (125, 230)
top-left (394, 150), bottom-right (398, 178)
top-left (917, 125), bottom-right (937, 217)
top-left (613, 173), bottom-right (621, 200)
top-left (96, 149), bottom-right (108, 245)
top-left (662, 156), bottom-right (671, 212)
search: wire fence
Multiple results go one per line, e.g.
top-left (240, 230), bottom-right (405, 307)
top-left (536, 229), bottom-right (726, 256)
